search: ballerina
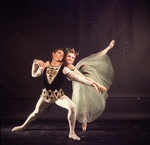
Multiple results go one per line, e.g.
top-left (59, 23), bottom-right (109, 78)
top-left (64, 40), bottom-right (115, 131)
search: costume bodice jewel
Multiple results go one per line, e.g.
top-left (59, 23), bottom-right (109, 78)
top-left (46, 65), bottom-right (61, 84)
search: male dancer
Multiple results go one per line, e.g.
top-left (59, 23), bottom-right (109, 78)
top-left (12, 48), bottom-right (101, 140)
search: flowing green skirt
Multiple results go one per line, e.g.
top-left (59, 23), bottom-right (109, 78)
top-left (72, 51), bottom-right (114, 123)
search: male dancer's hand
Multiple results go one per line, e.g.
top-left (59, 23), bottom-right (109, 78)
top-left (45, 61), bottom-right (50, 67)
top-left (35, 60), bottom-right (44, 66)
top-left (42, 61), bottom-right (50, 69)
top-left (35, 60), bottom-right (49, 70)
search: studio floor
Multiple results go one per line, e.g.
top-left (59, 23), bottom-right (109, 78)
top-left (1, 119), bottom-right (150, 145)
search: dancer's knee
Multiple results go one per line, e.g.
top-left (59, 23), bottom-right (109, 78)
top-left (67, 104), bottom-right (76, 121)
top-left (69, 103), bottom-right (76, 114)
top-left (32, 109), bottom-right (40, 117)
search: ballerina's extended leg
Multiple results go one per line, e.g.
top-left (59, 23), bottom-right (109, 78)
top-left (82, 102), bottom-right (88, 131)
top-left (100, 40), bottom-right (115, 56)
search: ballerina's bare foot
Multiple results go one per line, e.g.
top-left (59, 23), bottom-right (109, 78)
top-left (82, 122), bottom-right (87, 131)
top-left (12, 126), bottom-right (26, 132)
top-left (69, 133), bottom-right (81, 140)
top-left (109, 40), bottom-right (115, 50)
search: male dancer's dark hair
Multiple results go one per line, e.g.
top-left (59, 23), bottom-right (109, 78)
top-left (52, 48), bottom-right (64, 53)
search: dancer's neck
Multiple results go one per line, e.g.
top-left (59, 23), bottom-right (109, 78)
top-left (50, 60), bottom-right (62, 67)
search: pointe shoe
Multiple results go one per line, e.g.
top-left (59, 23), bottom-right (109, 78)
top-left (82, 122), bottom-right (87, 131)
top-left (109, 40), bottom-right (115, 49)
top-left (69, 133), bottom-right (81, 140)
top-left (12, 126), bottom-right (26, 132)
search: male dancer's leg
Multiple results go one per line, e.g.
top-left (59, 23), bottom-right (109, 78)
top-left (12, 96), bottom-right (50, 132)
top-left (55, 95), bottom-right (80, 140)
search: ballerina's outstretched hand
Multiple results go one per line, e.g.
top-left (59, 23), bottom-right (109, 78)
top-left (94, 82), bottom-right (107, 94)
top-left (92, 82), bottom-right (107, 94)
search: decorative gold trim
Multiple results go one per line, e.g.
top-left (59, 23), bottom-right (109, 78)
top-left (41, 88), bottom-right (64, 103)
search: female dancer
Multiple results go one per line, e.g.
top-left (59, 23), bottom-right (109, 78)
top-left (64, 40), bottom-right (115, 130)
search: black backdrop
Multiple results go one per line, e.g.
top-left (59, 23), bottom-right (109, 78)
top-left (1, 0), bottom-right (150, 120)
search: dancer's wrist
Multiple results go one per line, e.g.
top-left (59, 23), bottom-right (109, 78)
top-left (91, 82), bottom-right (95, 87)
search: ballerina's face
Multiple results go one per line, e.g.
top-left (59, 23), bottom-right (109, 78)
top-left (65, 52), bottom-right (76, 65)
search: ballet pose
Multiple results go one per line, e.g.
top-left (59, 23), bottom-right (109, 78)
top-left (12, 48), bottom-right (103, 140)
top-left (64, 40), bottom-right (115, 131)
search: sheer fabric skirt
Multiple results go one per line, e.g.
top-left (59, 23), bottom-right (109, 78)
top-left (72, 51), bottom-right (114, 123)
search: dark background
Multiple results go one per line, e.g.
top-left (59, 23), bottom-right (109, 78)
top-left (1, 0), bottom-right (150, 121)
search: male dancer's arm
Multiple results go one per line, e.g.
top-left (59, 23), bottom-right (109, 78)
top-left (31, 59), bottom-right (44, 77)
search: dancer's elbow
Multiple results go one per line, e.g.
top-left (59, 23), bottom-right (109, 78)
top-left (31, 73), bottom-right (37, 77)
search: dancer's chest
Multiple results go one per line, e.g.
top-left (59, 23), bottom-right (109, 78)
top-left (46, 65), bottom-right (61, 84)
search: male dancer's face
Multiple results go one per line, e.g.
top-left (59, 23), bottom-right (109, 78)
top-left (52, 50), bottom-right (64, 62)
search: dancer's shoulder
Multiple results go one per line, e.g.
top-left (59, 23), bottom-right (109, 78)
top-left (67, 64), bottom-right (75, 71)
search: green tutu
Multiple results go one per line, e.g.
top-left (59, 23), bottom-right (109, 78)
top-left (72, 51), bottom-right (114, 123)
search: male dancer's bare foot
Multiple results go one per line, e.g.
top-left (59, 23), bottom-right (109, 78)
top-left (109, 40), bottom-right (115, 50)
top-left (69, 133), bottom-right (81, 140)
top-left (82, 122), bottom-right (87, 131)
top-left (12, 126), bottom-right (26, 132)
